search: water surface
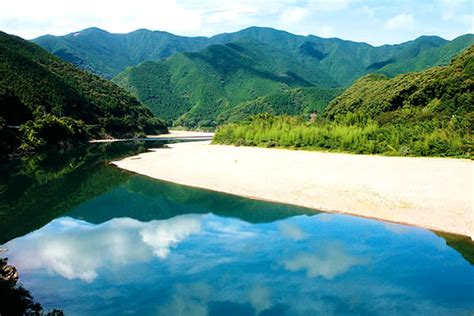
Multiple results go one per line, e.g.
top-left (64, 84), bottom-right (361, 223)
top-left (1, 142), bottom-right (473, 315)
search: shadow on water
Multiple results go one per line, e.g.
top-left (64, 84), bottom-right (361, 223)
top-left (67, 175), bottom-right (317, 225)
top-left (0, 141), bottom-right (166, 244)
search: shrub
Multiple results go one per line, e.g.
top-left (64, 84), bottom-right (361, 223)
top-left (19, 114), bottom-right (87, 150)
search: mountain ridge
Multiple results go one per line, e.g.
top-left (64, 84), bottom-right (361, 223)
top-left (33, 26), bottom-right (473, 82)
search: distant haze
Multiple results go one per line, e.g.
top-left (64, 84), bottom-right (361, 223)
top-left (0, 0), bottom-right (472, 45)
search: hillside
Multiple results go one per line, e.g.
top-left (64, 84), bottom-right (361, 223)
top-left (34, 27), bottom-right (473, 84)
top-left (0, 32), bottom-right (167, 158)
top-left (214, 46), bottom-right (473, 157)
top-left (324, 45), bottom-right (474, 121)
top-left (33, 27), bottom-right (211, 79)
top-left (113, 40), bottom-right (339, 127)
top-left (217, 87), bottom-right (343, 124)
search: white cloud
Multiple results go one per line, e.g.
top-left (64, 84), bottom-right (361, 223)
top-left (0, 1), bottom-right (472, 50)
top-left (308, 0), bottom-right (354, 12)
top-left (318, 25), bottom-right (336, 38)
top-left (0, 0), bottom-right (203, 38)
top-left (279, 7), bottom-right (310, 25)
top-left (282, 243), bottom-right (367, 279)
top-left (159, 282), bottom-right (211, 316)
top-left (439, 0), bottom-right (470, 21)
top-left (385, 13), bottom-right (415, 30)
top-left (5, 215), bottom-right (202, 282)
top-left (278, 222), bottom-right (307, 241)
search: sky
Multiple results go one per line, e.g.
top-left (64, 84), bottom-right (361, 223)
top-left (0, 0), bottom-right (472, 45)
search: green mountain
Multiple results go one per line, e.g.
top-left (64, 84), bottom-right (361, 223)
top-left (214, 46), bottom-right (473, 157)
top-left (0, 31), bottom-right (167, 158)
top-left (33, 27), bottom-right (473, 84)
top-left (218, 87), bottom-right (343, 124)
top-left (113, 40), bottom-right (341, 127)
top-left (324, 45), bottom-right (474, 122)
top-left (33, 27), bottom-right (211, 79)
top-left (33, 27), bottom-right (472, 129)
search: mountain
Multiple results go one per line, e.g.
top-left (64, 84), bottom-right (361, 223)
top-left (324, 45), bottom-right (474, 122)
top-left (33, 27), bottom-right (474, 84)
top-left (217, 87), bottom-right (343, 124)
top-left (0, 31), bottom-right (167, 158)
top-left (33, 27), bottom-right (473, 129)
top-left (214, 46), bottom-right (473, 157)
top-left (112, 40), bottom-right (340, 127)
top-left (113, 33), bottom-right (472, 128)
top-left (33, 27), bottom-right (211, 79)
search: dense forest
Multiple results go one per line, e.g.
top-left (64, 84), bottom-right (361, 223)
top-left (214, 45), bottom-right (473, 157)
top-left (0, 32), bottom-right (167, 159)
top-left (113, 35), bottom-right (472, 129)
top-left (217, 87), bottom-right (343, 124)
top-left (34, 27), bottom-right (473, 129)
top-left (113, 41), bottom-right (340, 127)
top-left (34, 27), bottom-right (473, 83)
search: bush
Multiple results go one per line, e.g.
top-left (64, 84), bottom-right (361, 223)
top-left (19, 114), bottom-right (87, 150)
top-left (213, 114), bottom-right (472, 157)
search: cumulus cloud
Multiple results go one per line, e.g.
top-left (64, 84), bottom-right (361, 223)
top-left (279, 7), bottom-right (310, 25)
top-left (278, 222), bottom-right (307, 241)
top-left (385, 13), bottom-right (415, 30)
top-left (0, 0), bottom-right (203, 38)
top-left (282, 243), bottom-right (368, 279)
top-left (0, 0), bottom-right (472, 44)
top-left (5, 215), bottom-right (202, 282)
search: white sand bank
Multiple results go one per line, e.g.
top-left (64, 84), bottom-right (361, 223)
top-left (90, 130), bottom-right (214, 143)
top-left (112, 140), bottom-right (473, 239)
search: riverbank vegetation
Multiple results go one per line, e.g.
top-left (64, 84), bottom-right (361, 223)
top-left (214, 45), bottom-right (473, 157)
top-left (213, 113), bottom-right (471, 157)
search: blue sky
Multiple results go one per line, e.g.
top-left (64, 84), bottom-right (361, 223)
top-left (1, 0), bottom-right (472, 45)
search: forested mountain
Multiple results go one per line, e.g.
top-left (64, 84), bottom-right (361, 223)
top-left (0, 32), bottom-right (167, 158)
top-left (112, 40), bottom-right (340, 127)
top-left (34, 27), bottom-right (473, 84)
top-left (324, 44), bottom-right (474, 121)
top-left (217, 87), bottom-right (343, 124)
top-left (214, 46), bottom-right (473, 157)
top-left (113, 33), bottom-right (472, 128)
top-left (33, 27), bottom-right (473, 129)
top-left (33, 27), bottom-right (211, 79)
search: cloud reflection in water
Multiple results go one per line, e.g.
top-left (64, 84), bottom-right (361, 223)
top-left (282, 242), bottom-right (368, 279)
top-left (5, 215), bottom-right (202, 282)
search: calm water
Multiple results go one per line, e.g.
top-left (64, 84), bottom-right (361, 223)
top-left (1, 142), bottom-right (473, 315)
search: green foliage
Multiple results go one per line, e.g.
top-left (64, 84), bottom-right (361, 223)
top-left (214, 114), bottom-right (471, 157)
top-left (19, 114), bottom-right (87, 150)
top-left (0, 141), bottom-right (155, 243)
top-left (218, 87), bottom-right (343, 123)
top-left (34, 26), bottom-right (473, 85)
top-left (37, 27), bottom-right (472, 129)
top-left (0, 31), bottom-right (167, 158)
top-left (214, 46), bottom-right (474, 158)
top-left (110, 30), bottom-right (472, 129)
top-left (324, 45), bottom-right (474, 121)
top-left (113, 41), bottom-right (340, 128)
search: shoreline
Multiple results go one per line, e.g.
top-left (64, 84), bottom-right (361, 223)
top-left (112, 140), bottom-right (473, 239)
top-left (90, 130), bottom-right (214, 143)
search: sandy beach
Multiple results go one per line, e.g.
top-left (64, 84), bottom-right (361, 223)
top-left (90, 130), bottom-right (214, 143)
top-left (112, 139), bottom-right (473, 239)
